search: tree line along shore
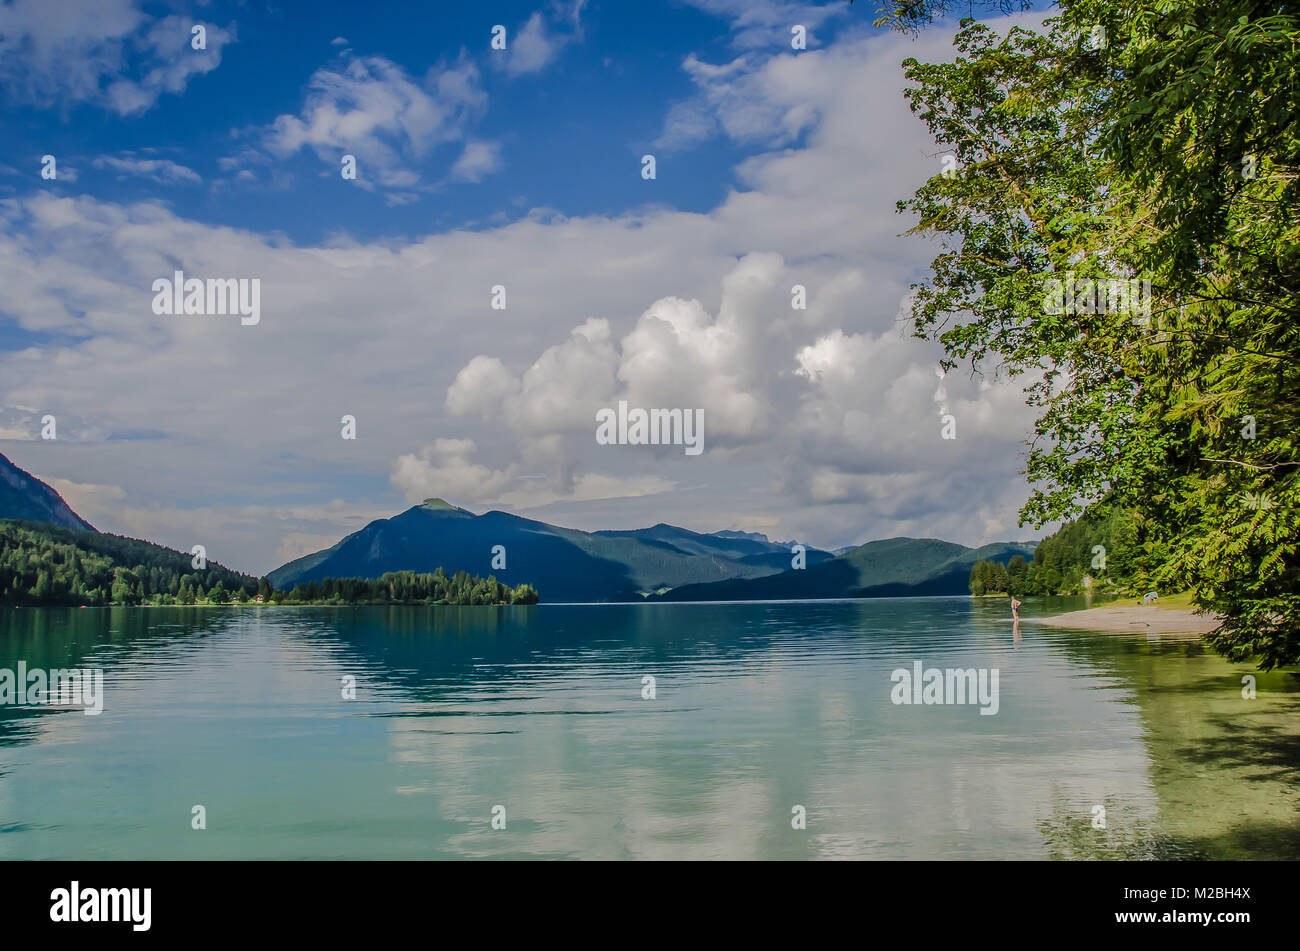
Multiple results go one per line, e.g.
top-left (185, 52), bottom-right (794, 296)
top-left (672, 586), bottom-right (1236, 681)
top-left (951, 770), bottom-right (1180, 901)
top-left (0, 520), bottom-right (538, 607)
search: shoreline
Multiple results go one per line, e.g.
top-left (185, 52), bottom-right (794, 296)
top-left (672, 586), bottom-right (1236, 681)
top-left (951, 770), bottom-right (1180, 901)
top-left (1036, 604), bottom-right (1221, 636)
top-left (3, 601), bottom-right (531, 609)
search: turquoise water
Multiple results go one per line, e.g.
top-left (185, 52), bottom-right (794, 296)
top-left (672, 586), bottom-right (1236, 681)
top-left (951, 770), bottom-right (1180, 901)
top-left (0, 599), bottom-right (1296, 860)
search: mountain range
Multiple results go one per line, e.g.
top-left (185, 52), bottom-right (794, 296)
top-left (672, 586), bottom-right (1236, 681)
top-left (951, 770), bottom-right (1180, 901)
top-left (268, 497), bottom-right (1035, 602)
top-left (647, 536), bottom-right (1035, 601)
top-left (267, 497), bottom-right (839, 602)
top-left (0, 451), bottom-right (1037, 603)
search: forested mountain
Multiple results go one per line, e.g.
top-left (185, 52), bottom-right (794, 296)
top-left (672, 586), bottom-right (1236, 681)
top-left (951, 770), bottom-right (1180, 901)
top-left (269, 498), bottom-right (834, 602)
top-left (0, 518), bottom-right (256, 605)
top-left (969, 508), bottom-right (1140, 596)
top-left (651, 537), bottom-right (1035, 601)
top-left (0, 519), bottom-right (536, 607)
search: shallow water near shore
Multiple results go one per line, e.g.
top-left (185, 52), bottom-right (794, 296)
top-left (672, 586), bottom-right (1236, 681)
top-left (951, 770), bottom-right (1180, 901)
top-left (0, 597), bottom-right (1296, 859)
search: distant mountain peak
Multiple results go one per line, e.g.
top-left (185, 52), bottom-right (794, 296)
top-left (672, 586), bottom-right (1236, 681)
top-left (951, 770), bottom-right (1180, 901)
top-left (421, 497), bottom-right (470, 514)
top-left (268, 498), bottom-right (1028, 605)
top-left (269, 503), bottom-right (836, 600)
top-left (650, 536), bottom-right (1036, 602)
top-left (710, 529), bottom-right (772, 544)
top-left (0, 451), bottom-right (96, 532)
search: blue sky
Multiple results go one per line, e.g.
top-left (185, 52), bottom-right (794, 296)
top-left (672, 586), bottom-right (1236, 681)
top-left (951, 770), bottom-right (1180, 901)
top-left (3, 1), bottom-right (870, 244)
top-left (0, 0), bottom-right (1054, 575)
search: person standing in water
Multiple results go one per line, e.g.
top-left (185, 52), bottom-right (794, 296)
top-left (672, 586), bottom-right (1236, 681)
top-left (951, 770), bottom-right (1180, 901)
top-left (1011, 596), bottom-right (1022, 622)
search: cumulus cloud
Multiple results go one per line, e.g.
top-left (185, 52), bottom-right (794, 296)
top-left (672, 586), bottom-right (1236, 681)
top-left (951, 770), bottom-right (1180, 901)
top-left (438, 250), bottom-right (1037, 527)
top-left (450, 318), bottom-right (617, 431)
top-left (0, 14), bottom-right (1052, 573)
top-left (792, 326), bottom-right (1037, 484)
top-left (392, 438), bottom-right (514, 502)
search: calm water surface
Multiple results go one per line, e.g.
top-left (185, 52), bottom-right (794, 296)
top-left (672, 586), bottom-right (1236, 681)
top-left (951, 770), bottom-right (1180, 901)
top-left (0, 598), bottom-right (1296, 859)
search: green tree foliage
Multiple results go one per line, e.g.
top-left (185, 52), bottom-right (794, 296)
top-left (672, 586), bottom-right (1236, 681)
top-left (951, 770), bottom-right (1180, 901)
top-left (1006, 554), bottom-right (1029, 595)
top-left (0, 519), bottom-right (255, 606)
top-left (271, 570), bottom-right (539, 606)
top-left (871, 0), bottom-right (1031, 33)
top-left (971, 506), bottom-right (1141, 596)
top-left (510, 583), bottom-right (540, 605)
top-left (896, 3), bottom-right (1300, 667)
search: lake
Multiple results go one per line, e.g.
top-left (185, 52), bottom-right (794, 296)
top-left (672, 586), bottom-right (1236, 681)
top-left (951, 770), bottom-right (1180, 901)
top-left (0, 598), bottom-right (1296, 860)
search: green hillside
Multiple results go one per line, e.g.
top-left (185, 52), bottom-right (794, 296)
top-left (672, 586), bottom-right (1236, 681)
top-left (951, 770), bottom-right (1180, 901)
top-left (0, 519), bottom-right (538, 607)
top-left (651, 537), bottom-right (1036, 601)
top-left (268, 501), bottom-right (834, 602)
top-left (0, 518), bottom-right (257, 605)
top-left (969, 507), bottom-right (1141, 597)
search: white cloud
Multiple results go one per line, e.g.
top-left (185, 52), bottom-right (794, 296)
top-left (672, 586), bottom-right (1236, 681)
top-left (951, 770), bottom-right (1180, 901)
top-left (446, 356), bottom-right (521, 418)
top-left (680, 0), bottom-right (843, 50)
top-left (438, 248), bottom-right (1038, 523)
top-left (449, 140), bottom-right (503, 183)
top-left (23, 464), bottom-right (394, 576)
top-left (496, 3), bottom-right (587, 77)
top-left (93, 153), bottom-right (202, 184)
top-left (0, 3), bottom-right (234, 115)
top-left (45, 477), bottom-right (126, 512)
top-left (0, 14), bottom-right (1054, 573)
top-left (104, 16), bottom-right (235, 116)
top-left (260, 53), bottom-right (486, 188)
top-left (0, 405), bottom-right (107, 441)
top-left (390, 437), bottom-right (674, 509)
top-left (656, 45), bottom-right (839, 151)
top-left (391, 438), bottom-right (513, 502)
top-left (507, 12), bottom-right (562, 75)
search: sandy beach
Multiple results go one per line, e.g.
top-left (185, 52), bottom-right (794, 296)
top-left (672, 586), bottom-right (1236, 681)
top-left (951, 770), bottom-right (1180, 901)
top-left (1036, 604), bottom-right (1221, 636)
